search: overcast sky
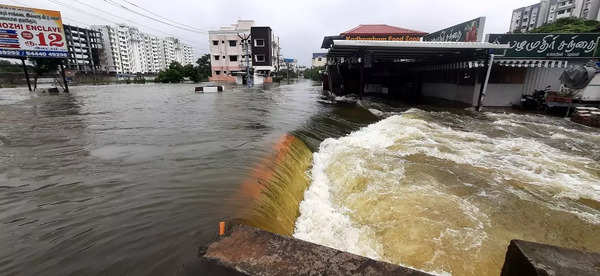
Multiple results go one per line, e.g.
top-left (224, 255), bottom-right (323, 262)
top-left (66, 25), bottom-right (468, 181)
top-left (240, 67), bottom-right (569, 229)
top-left (7, 0), bottom-right (538, 65)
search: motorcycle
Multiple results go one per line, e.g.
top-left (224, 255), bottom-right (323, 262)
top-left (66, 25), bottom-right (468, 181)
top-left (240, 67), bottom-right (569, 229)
top-left (521, 85), bottom-right (551, 110)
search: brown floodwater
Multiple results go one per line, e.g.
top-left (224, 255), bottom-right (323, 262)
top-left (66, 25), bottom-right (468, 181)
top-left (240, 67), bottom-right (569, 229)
top-left (1, 81), bottom-right (599, 275)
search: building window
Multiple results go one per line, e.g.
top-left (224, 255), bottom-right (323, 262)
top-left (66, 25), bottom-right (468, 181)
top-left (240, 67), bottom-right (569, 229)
top-left (317, 58), bottom-right (322, 61)
top-left (255, 54), bottom-right (265, 62)
top-left (214, 55), bottom-right (219, 60)
top-left (224, 71), bottom-right (227, 74)
top-left (229, 40), bottom-right (237, 47)
top-left (229, 55), bottom-right (238, 62)
top-left (215, 70), bottom-right (221, 75)
top-left (254, 39), bottom-right (265, 47)
top-left (212, 40), bottom-right (219, 45)
top-left (221, 40), bottom-right (224, 44)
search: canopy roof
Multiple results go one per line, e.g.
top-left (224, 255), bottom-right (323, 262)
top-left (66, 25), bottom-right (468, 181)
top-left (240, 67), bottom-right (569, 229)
top-left (327, 40), bottom-right (510, 63)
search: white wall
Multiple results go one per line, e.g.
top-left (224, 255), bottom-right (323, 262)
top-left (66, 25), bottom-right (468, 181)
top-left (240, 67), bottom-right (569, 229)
top-left (484, 83), bottom-right (524, 106)
top-left (422, 83), bottom-right (479, 106)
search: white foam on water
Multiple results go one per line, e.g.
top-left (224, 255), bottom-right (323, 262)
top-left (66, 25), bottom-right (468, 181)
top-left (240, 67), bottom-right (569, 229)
top-left (294, 109), bottom-right (600, 274)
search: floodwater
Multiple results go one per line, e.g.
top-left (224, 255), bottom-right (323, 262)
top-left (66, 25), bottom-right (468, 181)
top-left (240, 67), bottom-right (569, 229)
top-left (1, 81), bottom-right (599, 275)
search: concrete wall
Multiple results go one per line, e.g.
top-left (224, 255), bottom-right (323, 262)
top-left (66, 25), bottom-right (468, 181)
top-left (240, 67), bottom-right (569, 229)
top-left (422, 83), bottom-right (478, 106)
top-left (485, 83), bottom-right (524, 107)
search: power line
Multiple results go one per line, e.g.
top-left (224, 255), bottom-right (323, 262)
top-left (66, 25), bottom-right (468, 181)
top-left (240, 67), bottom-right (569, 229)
top-left (46, 0), bottom-right (207, 51)
top-left (116, 0), bottom-right (207, 33)
top-left (102, 0), bottom-right (207, 34)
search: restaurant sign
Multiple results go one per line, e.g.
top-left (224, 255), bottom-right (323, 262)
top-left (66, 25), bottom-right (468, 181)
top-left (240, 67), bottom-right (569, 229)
top-left (344, 35), bottom-right (421, 41)
top-left (487, 33), bottom-right (600, 58)
top-left (423, 17), bottom-right (486, 42)
top-left (0, 4), bottom-right (68, 58)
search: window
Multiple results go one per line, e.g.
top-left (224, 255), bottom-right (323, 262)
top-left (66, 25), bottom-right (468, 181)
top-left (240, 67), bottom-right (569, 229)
top-left (221, 40), bottom-right (224, 44)
top-left (222, 56), bottom-right (225, 59)
top-left (229, 40), bottom-right (237, 47)
top-left (254, 39), bottom-right (265, 47)
top-left (215, 70), bottom-right (221, 75)
top-left (255, 54), bottom-right (265, 62)
top-left (229, 55), bottom-right (238, 62)
top-left (214, 55), bottom-right (219, 60)
top-left (317, 57), bottom-right (322, 61)
top-left (212, 40), bottom-right (218, 45)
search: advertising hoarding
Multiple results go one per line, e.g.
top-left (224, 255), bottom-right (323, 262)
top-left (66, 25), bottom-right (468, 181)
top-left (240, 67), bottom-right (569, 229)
top-left (423, 17), bottom-right (486, 42)
top-left (0, 4), bottom-right (68, 58)
top-left (487, 33), bottom-right (600, 58)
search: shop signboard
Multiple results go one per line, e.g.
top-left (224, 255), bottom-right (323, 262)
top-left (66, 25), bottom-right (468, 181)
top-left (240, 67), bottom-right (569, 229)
top-left (0, 4), bottom-right (68, 58)
top-left (487, 33), bottom-right (600, 58)
top-left (423, 17), bottom-right (486, 42)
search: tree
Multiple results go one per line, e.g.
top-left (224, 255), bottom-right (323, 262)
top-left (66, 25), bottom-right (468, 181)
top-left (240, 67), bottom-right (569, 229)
top-left (303, 66), bottom-right (324, 81)
top-left (155, 61), bottom-right (185, 83)
top-left (530, 17), bottom-right (600, 33)
top-left (195, 54), bottom-right (211, 81)
top-left (29, 58), bottom-right (62, 90)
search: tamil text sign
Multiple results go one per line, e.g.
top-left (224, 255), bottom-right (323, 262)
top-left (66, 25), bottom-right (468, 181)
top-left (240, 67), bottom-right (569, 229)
top-left (487, 33), bottom-right (600, 58)
top-left (423, 17), bottom-right (486, 42)
top-left (0, 4), bottom-right (68, 58)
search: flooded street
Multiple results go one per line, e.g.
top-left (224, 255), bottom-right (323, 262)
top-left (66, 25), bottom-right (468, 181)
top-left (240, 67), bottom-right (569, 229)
top-left (1, 81), bottom-right (599, 275)
top-left (0, 81), bottom-right (348, 275)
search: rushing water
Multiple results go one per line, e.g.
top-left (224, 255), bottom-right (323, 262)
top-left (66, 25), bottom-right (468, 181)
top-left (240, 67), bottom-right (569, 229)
top-left (1, 81), bottom-right (599, 275)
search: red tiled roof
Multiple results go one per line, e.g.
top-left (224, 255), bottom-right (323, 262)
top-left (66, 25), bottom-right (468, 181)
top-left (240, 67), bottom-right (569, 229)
top-left (341, 24), bottom-right (427, 36)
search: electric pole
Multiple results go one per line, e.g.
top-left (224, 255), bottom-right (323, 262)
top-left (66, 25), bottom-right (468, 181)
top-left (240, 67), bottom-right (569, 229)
top-left (238, 33), bottom-right (251, 87)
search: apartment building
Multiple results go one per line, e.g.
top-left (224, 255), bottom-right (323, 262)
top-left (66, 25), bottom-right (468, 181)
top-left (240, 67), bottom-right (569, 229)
top-left (63, 24), bottom-right (103, 72)
top-left (92, 24), bottom-right (195, 74)
top-left (251, 26), bottom-right (280, 84)
top-left (510, 0), bottom-right (600, 33)
top-left (208, 20), bottom-right (255, 82)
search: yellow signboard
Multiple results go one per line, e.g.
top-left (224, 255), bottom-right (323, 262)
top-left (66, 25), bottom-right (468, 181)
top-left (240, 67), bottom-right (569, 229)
top-left (0, 4), bottom-right (68, 58)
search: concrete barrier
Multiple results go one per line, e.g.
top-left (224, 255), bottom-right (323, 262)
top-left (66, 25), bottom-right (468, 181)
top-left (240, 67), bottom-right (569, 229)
top-left (501, 240), bottom-right (600, 276)
top-left (180, 223), bottom-right (433, 276)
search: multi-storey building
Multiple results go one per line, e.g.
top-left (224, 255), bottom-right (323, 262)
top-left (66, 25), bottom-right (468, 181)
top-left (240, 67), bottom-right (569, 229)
top-left (63, 24), bottom-right (104, 72)
top-left (208, 20), bottom-right (255, 82)
top-left (91, 24), bottom-right (195, 74)
top-left (250, 26), bottom-right (280, 84)
top-left (510, 0), bottom-right (600, 33)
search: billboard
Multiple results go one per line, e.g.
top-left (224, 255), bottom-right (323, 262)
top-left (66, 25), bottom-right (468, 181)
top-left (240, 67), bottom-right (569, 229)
top-left (0, 4), bottom-right (68, 58)
top-left (423, 17), bottom-right (486, 42)
top-left (487, 33), bottom-right (600, 58)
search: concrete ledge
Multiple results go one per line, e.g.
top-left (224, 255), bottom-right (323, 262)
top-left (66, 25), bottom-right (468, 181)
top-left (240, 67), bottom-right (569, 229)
top-left (501, 240), bottom-right (600, 276)
top-left (184, 223), bottom-right (433, 276)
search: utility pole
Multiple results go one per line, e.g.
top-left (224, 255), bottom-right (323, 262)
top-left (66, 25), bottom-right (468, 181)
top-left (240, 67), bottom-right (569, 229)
top-left (238, 33), bottom-right (251, 87)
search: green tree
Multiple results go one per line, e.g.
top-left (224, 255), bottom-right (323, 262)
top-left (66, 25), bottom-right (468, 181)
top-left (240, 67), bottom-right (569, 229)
top-left (195, 54), bottom-right (211, 81)
top-left (155, 61), bottom-right (185, 83)
top-left (530, 17), bottom-right (600, 33)
top-left (303, 66), bottom-right (324, 81)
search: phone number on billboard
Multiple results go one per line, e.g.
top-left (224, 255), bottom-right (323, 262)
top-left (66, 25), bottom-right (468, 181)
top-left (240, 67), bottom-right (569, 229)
top-left (0, 49), bottom-right (68, 58)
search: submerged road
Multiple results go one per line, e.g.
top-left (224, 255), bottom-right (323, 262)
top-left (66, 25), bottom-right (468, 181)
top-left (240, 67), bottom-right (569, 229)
top-left (1, 80), bottom-right (599, 275)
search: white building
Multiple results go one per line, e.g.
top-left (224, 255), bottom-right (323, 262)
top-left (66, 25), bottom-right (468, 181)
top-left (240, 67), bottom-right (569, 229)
top-left (312, 53), bottom-right (327, 68)
top-left (208, 20), bottom-right (255, 82)
top-left (92, 24), bottom-right (196, 74)
top-left (510, 0), bottom-right (600, 33)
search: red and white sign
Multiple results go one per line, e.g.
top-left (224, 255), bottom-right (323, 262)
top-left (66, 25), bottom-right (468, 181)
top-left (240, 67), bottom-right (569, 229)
top-left (0, 4), bottom-right (68, 58)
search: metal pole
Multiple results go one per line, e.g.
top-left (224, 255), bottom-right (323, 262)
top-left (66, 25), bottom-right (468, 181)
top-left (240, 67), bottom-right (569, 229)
top-left (477, 54), bottom-right (494, 111)
top-left (60, 61), bottom-right (69, 93)
top-left (22, 58), bottom-right (32, 92)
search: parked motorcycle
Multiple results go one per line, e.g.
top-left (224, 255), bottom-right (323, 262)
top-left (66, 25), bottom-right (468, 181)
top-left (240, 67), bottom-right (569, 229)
top-left (521, 85), bottom-right (551, 110)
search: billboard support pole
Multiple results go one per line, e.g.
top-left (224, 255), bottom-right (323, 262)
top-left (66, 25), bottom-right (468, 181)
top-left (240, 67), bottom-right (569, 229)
top-left (60, 61), bottom-right (69, 93)
top-left (477, 53), bottom-right (494, 111)
top-left (21, 58), bottom-right (32, 92)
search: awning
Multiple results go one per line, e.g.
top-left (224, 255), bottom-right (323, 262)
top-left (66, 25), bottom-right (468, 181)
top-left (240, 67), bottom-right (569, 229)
top-left (410, 59), bottom-right (570, 72)
top-left (494, 59), bottom-right (569, 68)
top-left (326, 40), bottom-right (510, 63)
